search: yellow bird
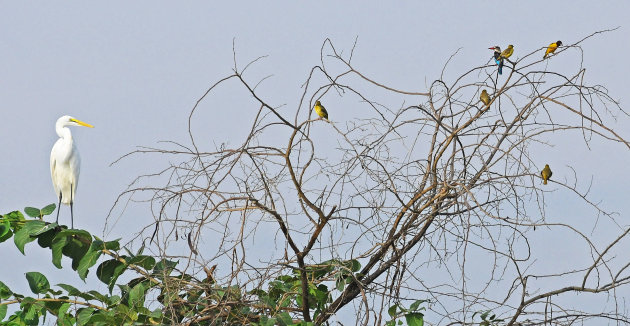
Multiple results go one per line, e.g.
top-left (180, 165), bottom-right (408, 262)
top-left (480, 89), bottom-right (491, 106)
top-left (541, 164), bottom-right (552, 185)
top-left (501, 45), bottom-right (514, 59)
top-left (314, 100), bottom-right (328, 120)
top-left (543, 41), bottom-right (562, 59)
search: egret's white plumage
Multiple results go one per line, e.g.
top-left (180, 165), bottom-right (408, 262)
top-left (50, 115), bottom-right (93, 228)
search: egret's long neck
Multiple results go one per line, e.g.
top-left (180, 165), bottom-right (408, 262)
top-left (56, 123), bottom-right (73, 140)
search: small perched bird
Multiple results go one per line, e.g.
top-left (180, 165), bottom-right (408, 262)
top-left (314, 100), bottom-right (328, 120)
top-left (50, 115), bottom-right (94, 228)
top-left (501, 44), bottom-right (514, 59)
top-left (480, 89), bottom-right (491, 106)
top-left (489, 46), bottom-right (503, 75)
top-left (543, 41), bottom-right (562, 59)
top-left (490, 46), bottom-right (501, 63)
top-left (541, 164), bottom-right (552, 185)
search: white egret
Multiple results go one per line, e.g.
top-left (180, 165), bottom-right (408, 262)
top-left (50, 115), bottom-right (94, 228)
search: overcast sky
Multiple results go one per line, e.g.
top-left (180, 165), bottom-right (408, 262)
top-left (1, 2), bottom-right (629, 324)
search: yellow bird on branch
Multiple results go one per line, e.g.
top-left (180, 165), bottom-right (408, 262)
top-left (501, 44), bottom-right (514, 59)
top-left (544, 41), bottom-right (562, 59)
top-left (541, 164), bottom-right (552, 185)
top-left (314, 100), bottom-right (328, 120)
top-left (480, 89), bottom-right (491, 106)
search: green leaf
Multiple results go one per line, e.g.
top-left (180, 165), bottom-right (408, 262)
top-left (56, 283), bottom-right (81, 296)
top-left (277, 275), bottom-right (296, 283)
top-left (127, 255), bottom-right (156, 271)
top-left (153, 259), bottom-right (177, 276)
top-left (103, 239), bottom-right (120, 251)
top-left (350, 259), bottom-right (361, 272)
top-left (14, 220), bottom-right (47, 255)
top-left (405, 312), bottom-right (424, 326)
top-left (76, 307), bottom-right (95, 326)
top-left (149, 308), bottom-right (162, 318)
top-left (153, 259), bottom-right (177, 275)
top-left (335, 276), bottom-right (347, 292)
top-left (260, 317), bottom-right (277, 326)
top-left (312, 284), bottom-right (330, 307)
top-left (6, 310), bottom-right (26, 325)
top-left (51, 231), bottom-right (71, 269)
top-left (409, 299), bottom-right (427, 312)
top-left (32, 223), bottom-right (57, 236)
top-left (129, 283), bottom-right (147, 309)
top-left (294, 322), bottom-right (314, 326)
top-left (112, 303), bottom-right (131, 320)
top-left (0, 219), bottom-right (12, 243)
top-left (87, 291), bottom-right (110, 303)
top-left (57, 302), bottom-right (72, 326)
top-left (96, 259), bottom-right (127, 292)
top-left (85, 311), bottom-right (116, 325)
top-left (77, 245), bottom-right (102, 281)
top-left (40, 204), bottom-right (56, 216)
top-left (147, 309), bottom-right (163, 325)
top-left (24, 207), bottom-right (40, 218)
top-left (5, 210), bottom-right (25, 222)
top-left (64, 235), bottom-right (92, 271)
top-left (0, 280), bottom-right (12, 299)
top-left (51, 229), bottom-right (92, 270)
top-left (275, 312), bottom-right (293, 326)
top-left (25, 272), bottom-right (50, 294)
top-left (126, 277), bottom-right (147, 292)
top-left (0, 304), bottom-right (7, 320)
top-left (21, 299), bottom-right (42, 325)
top-left (388, 304), bottom-right (399, 317)
top-left (90, 238), bottom-right (104, 249)
top-left (36, 228), bottom-right (57, 249)
top-left (43, 299), bottom-right (63, 313)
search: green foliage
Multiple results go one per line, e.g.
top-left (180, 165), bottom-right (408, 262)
top-left (14, 220), bottom-right (46, 254)
top-left (25, 272), bottom-right (50, 294)
top-left (24, 204), bottom-right (57, 220)
top-left (0, 281), bottom-right (12, 300)
top-left (386, 300), bottom-right (427, 326)
top-left (0, 206), bottom-right (165, 325)
top-left (1, 205), bottom-right (430, 325)
top-left (473, 310), bottom-right (505, 326)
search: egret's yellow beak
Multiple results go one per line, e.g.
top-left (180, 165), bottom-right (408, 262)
top-left (71, 118), bottom-right (94, 128)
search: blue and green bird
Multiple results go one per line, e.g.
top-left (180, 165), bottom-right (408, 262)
top-left (489, 46), bottom-right (503, 75)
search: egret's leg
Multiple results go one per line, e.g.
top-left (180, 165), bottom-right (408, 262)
top-left (55, 192), bottom-right (62, 224)
top-left (70, 186), bottom-right (74, 229)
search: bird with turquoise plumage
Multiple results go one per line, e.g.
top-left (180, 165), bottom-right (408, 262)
top-left (489, 46), bottom-right (503, 74)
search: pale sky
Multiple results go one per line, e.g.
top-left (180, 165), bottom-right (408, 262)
top-left (1, 2), bottom-right (629, 324)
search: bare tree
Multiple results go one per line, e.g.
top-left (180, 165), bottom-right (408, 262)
top-left (110, 29), bottom-right (630, 325)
